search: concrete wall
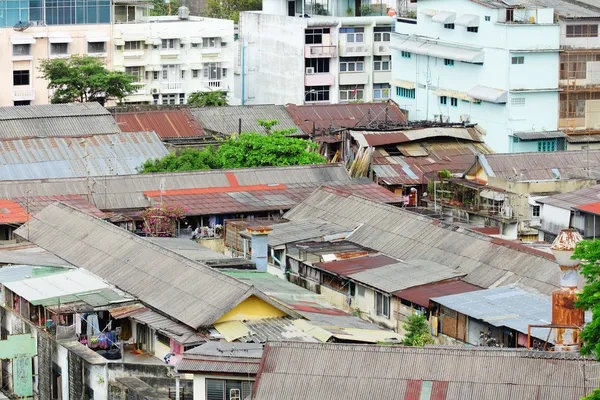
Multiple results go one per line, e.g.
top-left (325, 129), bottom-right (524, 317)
top-left (240, 12), bottom-right (307, 105)
top-left (0, 24), bottom-right (112, 106)
top-left (540, 203), bottom-right (572, 235)
top-left (391, 0), bottom-right (560, 153)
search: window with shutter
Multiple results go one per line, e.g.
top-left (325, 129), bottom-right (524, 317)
top-left (206, 379), bottom-right (224, 400)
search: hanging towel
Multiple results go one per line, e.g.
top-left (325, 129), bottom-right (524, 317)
top-left (75, 313), bottom-right (82, 336)
top-left (87, 314), bottom-right (101, 337)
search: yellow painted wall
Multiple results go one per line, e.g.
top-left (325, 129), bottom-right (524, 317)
top-left (214, 295), bottom-right (287, 323)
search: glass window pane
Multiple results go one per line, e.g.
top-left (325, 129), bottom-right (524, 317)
top-left (226, 381), bottom-right (242, 400)
top-left (206, 379), bottom-right (224, 400)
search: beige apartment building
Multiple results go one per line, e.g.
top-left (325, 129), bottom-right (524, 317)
top-left (0, 25), bottom-right (112, 106)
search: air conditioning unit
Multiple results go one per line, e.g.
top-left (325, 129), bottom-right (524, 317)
top-left (379, 45), bottom-right (385, 52)
top-left (305, 67), bottom-right (315, 75)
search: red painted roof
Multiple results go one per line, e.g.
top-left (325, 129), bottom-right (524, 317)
top-left (471, 227), bottom-right (500, 235)
top-left (394, 280), bottom-right (481, 308)
top-left (313, 254), bottom-right (398, 276)
top-left (285, 103), bottom-right (406, 135)
top-left (575, 201), bottom-right (600, 215)
top-left (115, 109), bottom-right (204, 139)
top-left (0, 200), bottom-right (30, 223)
top-left (11, 195), bottom-right (107, 219)
top-left (145, 182), bottom-right (402, 216)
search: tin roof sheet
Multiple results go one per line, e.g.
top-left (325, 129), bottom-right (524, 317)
top-left (0, 103), bottom-right (121, 139)
top-left (115, 109), bottom-right (205, 139)
top-left (128, 309), bottom-right (205, 345)
top-left (0, 265), bottom-right (69, 283)
top-left (480, 151), bottom-right (600, 181)
top-left (284, 187), bottom-right (560, 295)
top-left (252, 342), bottom-right (600, 400)
top-left (285, 103), bottom-right (406, 134)
top-left (313, 254), bottom-right (397, 276)
top-left (536, 184), bottom-right (600, 210)
top-left (348, 259), bottom-right (466, 293)
top-left (266, 219), bottom-right (351, 247)
top-left (394, 280), bottom-right (482, 308)
top-left (190, 105), bottom-right (300, 136)
top-left (517, 0), bottom-right (600, 18)
top-left (0, 200), bottom-right (30, 223)
top-left (432, 286), bottom-right (553, 340)
top-left (0, 131), bottom-right (169, 180)
top-left (14, 203), bottom-right (297, 329)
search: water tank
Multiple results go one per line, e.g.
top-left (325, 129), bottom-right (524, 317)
top-left (178, 6), bottom-right (190, 19)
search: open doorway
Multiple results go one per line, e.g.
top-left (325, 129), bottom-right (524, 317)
top-left (288, 0), bottom-right (295, 16)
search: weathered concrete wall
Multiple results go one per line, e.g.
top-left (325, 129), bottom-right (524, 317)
top-left (68, 351), bottom-right (84, 400)
top-left (37, 334), bottom-right (52, 400)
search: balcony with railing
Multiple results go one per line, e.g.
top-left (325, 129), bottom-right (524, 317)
top-left (13, 87), bottom-right (35, 101)
top-left (203, 80), bottom-right (223, 89)
top-left (304, 44), bottom-right (337, 58)
top-left (339, 43), bottom-right (372, 57)
top-left (161, 82), bottom-right (182, 93)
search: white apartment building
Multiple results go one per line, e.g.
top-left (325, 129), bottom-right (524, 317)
top-left (239, 0), bottom-right (395, 105)
top-left (113, 4), bottom-right (234, 105)
top-left (391, 0), bottom-right (561, 153)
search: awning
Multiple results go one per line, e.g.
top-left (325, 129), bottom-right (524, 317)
top-left (419, 9), bottom-right (437, 16)
top-left (392, 38), bottom-right (484, 64)
top-left (432, 11), bottom-right (456, 24)
top-left (145, 38), bottom-right (161, 45)
top-left (49, 33), bottom-right (72, 43)
top-left (480, 189), bottom-right (505, 201)
top-left (190, 37), bottom-right (202, 44)
top-left (392, 79), bottom-right (415, 89)
top-left (467, 85), bottom-right (507, 103)
top-left (455, 14), bottom-right (479, 27)
top-left (114, 38), bottom-right (125, 46)
top-left (145, 64), bottom-right (161, 71)
top-left (190, 63), bottom-right (203, 70)
top-left (123, 33), bottom-right (145, 41)
top-left (433, 89), bottom-right (478, 102)
top-left (86, 33), bottom-right (109, 42)
top-left (181, 64), bottom-right (190, 70)
top-left (528, 196), bottom-right (547, 206)
top-left (11, 35), bottom-right (35, 45)
top-left (513, 131), bottom-right (567, 140)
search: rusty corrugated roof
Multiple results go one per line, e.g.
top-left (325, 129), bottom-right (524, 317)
top-left (313, 254), bottom-right (397, 276)
top-left (394, 280), bottom-right (481, 308)
top-left (115, 109), bottom-right (205, 139)
top-left (285, 102), bottom-right (406, 135)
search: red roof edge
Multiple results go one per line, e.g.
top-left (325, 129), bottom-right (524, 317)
top-left (252, 344), bottom-right (270, 398)
top-left (490, 237), bottom-right (556, 261)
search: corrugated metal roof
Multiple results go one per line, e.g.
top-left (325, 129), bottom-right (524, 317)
top-left (175, 358), bottom-right (260, 374)
top-left (513, 131), bottom-right (567, 140)
top-left (14, 203), bottom-right (297, 329)
top-left (0, 265), bottom-right (69, 283)
top-left (481, 151), bottom-right (600, 181)
top-left (0, 103), bottom-right (121, 139)
top-left (432, 286), bottom-right (553, 341)
top-left (266, 219), bottom-right (351, 247)
top-left (0, 200), bottom-right (29, 223)
top-left (128, 309), bottom-right (205, 345)
top-left (284, 187), bottom-right (560, 295)
top-left (285, 102), bottom-right (406, 135)
top-left (190, 105), bottom-right (301, 136)
top-left (351, 126), bottom-right (484, 147)
top-left (0, 248), bottom-right (72, 267)
top-left (146, 237), bottom-right (228, 261)
top-left (0, 164), bottom-right (392, 212)
top-left (536, 184), bottom-right (600, 210)
top-left (115, 109), bottom-right (205, 139)
top-left (252, 342), bottom-right (600, 400)
top-left (12, 195), bottom-right (106, 219)
top-left (575, 201), bottom-right (600, 215)
top-left (3, 269), bottom-right (109, 304)
top-left (348, 259), bottom-right (465, 293)
top-left (313, 254), bottom-right (397, 276)
top-left (394, 280), bottom-right (481, 308)
top-left (517, 0), bottom-right (600, 18)
top-left (0, 131), bottom-right (169, 180)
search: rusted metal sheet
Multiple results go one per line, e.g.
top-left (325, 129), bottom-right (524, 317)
top-left (115, 109), bottom-right (205, 139)
top-left (394, 280), bottom-right (481, 308)
top-left (313, 254), bottom-right (397, 276)
top-left (285, 102), bottom-right (407, 135)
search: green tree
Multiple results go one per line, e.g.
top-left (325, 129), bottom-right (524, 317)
top-left (38, 56), bottom-right (136, 104)
top-left (141, 147), bottom-right (220, 173)
top-left (151, 0), bottom-right (181, 15)
top-left (574, 239), bottom-right (600, 359)
top-left (140, 121), bottom-right (325, 173)
top-left (187, 90), bottom-right (228, 107)
top-left (402, 313), bottom-right (434, 346)
top-left (205, 0), bottom-right (261, 23)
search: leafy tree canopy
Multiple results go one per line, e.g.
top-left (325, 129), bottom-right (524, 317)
top-left (402, 313), bottom-right (435, 347)
top-left (187, 90), bottom-right (228, 107)
top-left (205, 0), bottom-right (261, 23)
top-left (140, 121), bottom-right (324, 173)
top-left (574, 239), bottom-right (600, 359)
top-left (151, 0), bottom-right (181, 15)
top-left (38, 56), bottom-right (136, 104)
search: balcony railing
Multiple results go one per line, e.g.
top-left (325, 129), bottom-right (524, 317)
top-left (204, 80), bottom-right (223, 89)
top-left (13, 87), bottom-right (35, 101)
top-left (307, 45), bottom-right (337, 58)
top-left (161, 82), bottom-right (182, 92)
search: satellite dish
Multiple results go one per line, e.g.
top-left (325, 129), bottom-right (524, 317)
top-left (13, 21), bottom-right (30, 32)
